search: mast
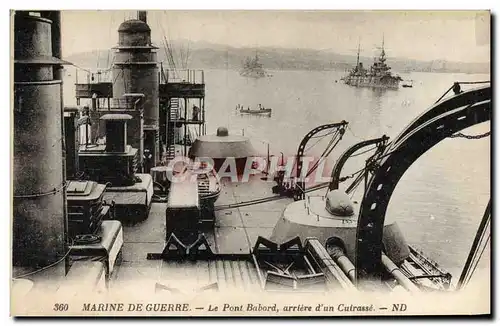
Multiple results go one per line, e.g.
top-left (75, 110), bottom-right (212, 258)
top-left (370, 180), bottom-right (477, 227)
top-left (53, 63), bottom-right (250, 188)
top-left (356, 38), bottom-right (360, 67)
top-left (380, 34), bottom-right (386, 61)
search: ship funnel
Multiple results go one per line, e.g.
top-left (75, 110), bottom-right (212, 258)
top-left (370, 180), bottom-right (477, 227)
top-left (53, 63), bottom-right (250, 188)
top-left (13, 10), bottom-right (70, 272)
top-left (101, 114), bottom-right (133, 153)
top-left (114, 14), bottom-right (158, 164)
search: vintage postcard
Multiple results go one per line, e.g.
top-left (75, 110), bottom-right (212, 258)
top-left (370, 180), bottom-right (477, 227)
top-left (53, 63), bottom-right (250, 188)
top-left (10, 9), bottom-right (491, 316)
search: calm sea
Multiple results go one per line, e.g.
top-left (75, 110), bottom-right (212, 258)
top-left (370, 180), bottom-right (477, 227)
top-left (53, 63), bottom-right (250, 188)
top-left (63, 69), bottom-right (491, 285)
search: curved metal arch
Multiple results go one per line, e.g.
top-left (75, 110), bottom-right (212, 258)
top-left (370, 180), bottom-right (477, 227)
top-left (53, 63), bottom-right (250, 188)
top-left (328, 135), bottom-right (390, 192)
top-left (355, 88), bottom-right (491, 282)
top-left (294, 120), bottom-right (348, 200)
top-left (390, 85), bottom-right (490, 150)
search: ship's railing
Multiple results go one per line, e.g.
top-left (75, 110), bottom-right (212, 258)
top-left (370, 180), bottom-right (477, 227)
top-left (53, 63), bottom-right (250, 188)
top-left (74, 68), bottom-right (113, 85)
top-left (109, 96), bottom-right (147, 110)
top-left (78, 98), bottom-right (141, 111)
top-left (109, 98), bottom-right (140, 109)
top-left (170, 100), bottom-right (205, 124)
top-left (73, 67), bottom-right (205, 86)
top-left (162, 69), bottom-right (205, 85)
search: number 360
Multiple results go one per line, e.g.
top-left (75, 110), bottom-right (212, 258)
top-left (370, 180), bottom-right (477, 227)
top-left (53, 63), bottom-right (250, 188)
top-left (53, 303), bottom-right (69, 311)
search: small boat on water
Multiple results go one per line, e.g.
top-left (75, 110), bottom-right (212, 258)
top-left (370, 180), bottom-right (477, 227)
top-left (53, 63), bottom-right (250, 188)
top-left (402, 80), bottom-right (414, 88)
top-left (240, 108), bottom-right (272, 114)
top-left (238, 104), bottom-right (272, 115)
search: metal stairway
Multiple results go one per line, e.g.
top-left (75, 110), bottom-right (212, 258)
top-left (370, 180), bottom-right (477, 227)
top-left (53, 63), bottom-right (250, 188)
top-left (170, 98), bottom-right (180, 121)
top-left (167, 97), bottom-right (180, 148)
top-left (198, 177), bottom-right (210, 197)
top-left (162, 97), bottom-right (181, 165)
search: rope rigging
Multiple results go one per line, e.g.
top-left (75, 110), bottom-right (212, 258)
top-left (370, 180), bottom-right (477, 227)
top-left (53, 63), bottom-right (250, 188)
top-left (153, 11), bottom-right (193, 81)
top-left (184, 40), bottom-right (191, 69)
top-left (327, 135), bottom-right (389, 197)
top-left (305, 129), bottom-right (342, 178)
top-left (214, 181), bottom-right (331, 211)
top-left (215, 170), bottom-right (367, 211)
top-left (304, 129), bottom-right (338, 152)
top-left (155, 13), bottom-right (177, 78)
top-left (345, 145), bottom-right (386, 195)
top-left (105, 11), bottom-right (115, 70)
top-left (71, 13), bottom-right (117, 81)
top-left (297, 124), bottom-right (346, 178)
top-left (159, 11), bottom-right (190, 79)
top-left (165, 11), bottom-right (182, 70)
top-left (347, 125), bottom-right (365, 141)
top-left (268, 122), bottom-right (350, 201)
top-left (349, 145), bottom-right (378, 158)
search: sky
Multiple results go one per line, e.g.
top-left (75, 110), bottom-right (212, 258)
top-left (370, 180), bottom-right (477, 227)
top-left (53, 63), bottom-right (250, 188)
top-left (59, 10), bottom-right (489, 63)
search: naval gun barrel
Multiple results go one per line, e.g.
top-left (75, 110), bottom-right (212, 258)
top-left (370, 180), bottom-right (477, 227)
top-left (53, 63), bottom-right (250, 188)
top-left (304, 238), bottom-right (355, 291)
top-left (326, 245), bottom-right (356, 281)
top-left (381, 254), bottom-right (419, 293)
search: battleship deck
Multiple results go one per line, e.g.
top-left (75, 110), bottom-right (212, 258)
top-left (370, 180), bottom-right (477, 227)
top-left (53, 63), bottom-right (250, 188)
top-left (112, 174), bottom-right (295, 293)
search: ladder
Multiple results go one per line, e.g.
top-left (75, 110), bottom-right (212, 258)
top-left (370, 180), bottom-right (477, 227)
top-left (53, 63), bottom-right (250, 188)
top-left (198, 179), bottom-right (210, 196)
top-left (162, 145), bottom-right (176, 165)
top-left (162, 97), bottom-right (178, 164)
top-left (167, 98), bottom-right (180, 147)
top-left (170, 98), bottom-right (180, 121)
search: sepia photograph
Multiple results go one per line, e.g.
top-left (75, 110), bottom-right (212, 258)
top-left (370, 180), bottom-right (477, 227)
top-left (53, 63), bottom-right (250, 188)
top-left (9, 7), bottom-right (491, 317)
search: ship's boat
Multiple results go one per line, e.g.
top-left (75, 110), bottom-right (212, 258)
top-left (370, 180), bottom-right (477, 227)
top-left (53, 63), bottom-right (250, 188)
top-left (182, 162), bottom-right (222, 207)
top-left (196, 168), bottom-right (222, 206)
top-left (240, 108), bottom-right (272, 115)
top-left (151, 158), bottom-right (222, 207)
top-left (402, 80), bottom-right (414, 88)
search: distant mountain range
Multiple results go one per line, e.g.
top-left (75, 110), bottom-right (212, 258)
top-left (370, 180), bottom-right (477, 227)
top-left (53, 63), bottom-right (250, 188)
top-left (65, 39), bottom-right (490, 75)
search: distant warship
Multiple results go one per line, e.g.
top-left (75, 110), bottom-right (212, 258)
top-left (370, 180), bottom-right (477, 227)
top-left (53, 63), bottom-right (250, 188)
top-left (341, 38), bottom-right (402, 89)
top-left (240, 53), bottom-right (271, 78)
